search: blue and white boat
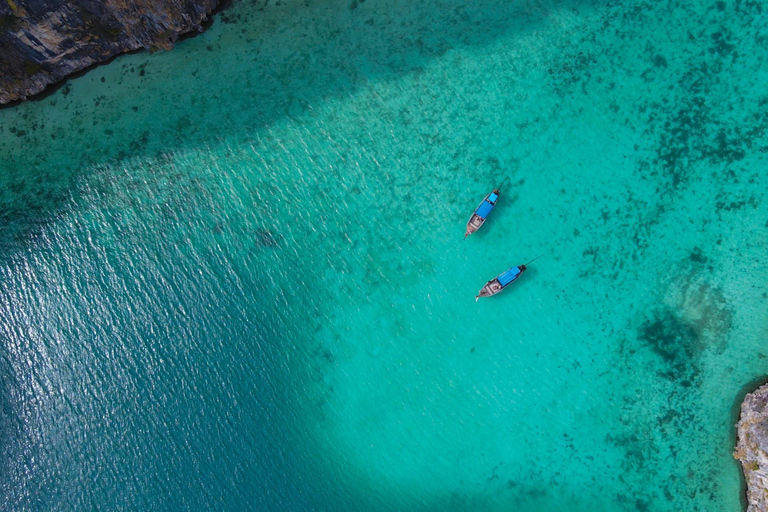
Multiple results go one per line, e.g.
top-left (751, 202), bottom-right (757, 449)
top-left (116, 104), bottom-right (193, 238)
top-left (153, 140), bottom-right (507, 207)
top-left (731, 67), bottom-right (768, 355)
top-left (464, 189), bottom-right (499, 239)
top-left (475, 255), bottom-right (542, 301)
top-left (475, 264), bottom-right (527, 301)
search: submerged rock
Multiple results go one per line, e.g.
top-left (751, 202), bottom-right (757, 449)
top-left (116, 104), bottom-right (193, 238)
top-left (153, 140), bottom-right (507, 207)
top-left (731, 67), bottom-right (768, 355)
top-left (735, 383), bottom-right (768, 512)
top-left (0, 0), bottom-right (220, 104)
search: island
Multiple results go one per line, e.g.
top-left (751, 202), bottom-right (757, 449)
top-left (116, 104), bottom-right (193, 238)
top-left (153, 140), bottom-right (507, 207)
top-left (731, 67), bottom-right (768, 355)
top-left (0, 0), bottom-right (220, 104)
top-left (735, 382), bottom-right (768, 512)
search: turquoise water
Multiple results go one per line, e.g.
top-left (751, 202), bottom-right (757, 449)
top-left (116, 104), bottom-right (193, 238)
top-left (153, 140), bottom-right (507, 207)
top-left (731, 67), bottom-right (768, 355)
top-left (2, 0), bottom-right (768, 510)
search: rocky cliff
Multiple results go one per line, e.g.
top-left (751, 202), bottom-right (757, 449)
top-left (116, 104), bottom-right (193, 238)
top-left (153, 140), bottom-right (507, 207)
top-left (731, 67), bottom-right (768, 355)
top-left (0, 0), bottom-right (219, 104)
top-left (735, 383), bottom-right (768, 512)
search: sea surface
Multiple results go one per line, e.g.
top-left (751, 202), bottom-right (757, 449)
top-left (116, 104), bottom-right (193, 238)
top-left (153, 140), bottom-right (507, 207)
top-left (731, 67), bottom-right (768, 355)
top-left (1, 0), bottom-right (767, 510)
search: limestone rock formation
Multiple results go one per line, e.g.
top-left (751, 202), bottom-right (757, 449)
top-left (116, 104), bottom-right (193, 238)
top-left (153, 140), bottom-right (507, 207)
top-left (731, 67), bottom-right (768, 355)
top-left (0, 0), bottom-right (220, 104)
top-left (735, 382), bottom-right (768, 512)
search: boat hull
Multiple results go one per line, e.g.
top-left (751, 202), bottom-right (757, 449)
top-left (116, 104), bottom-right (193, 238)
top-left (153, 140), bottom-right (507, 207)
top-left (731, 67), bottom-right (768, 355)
top-left (464, 190), bottom-right (499, 238)
top-left (476, 279), bottom-right (503, 299)
top-left (465, 214), bottom-right (486, 237)
top-left (475, 265), bottom-right (527, 300)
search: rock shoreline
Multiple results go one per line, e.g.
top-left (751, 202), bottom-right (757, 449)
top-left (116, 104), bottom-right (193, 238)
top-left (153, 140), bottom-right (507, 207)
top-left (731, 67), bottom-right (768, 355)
top-left (735, 382), bottom-right (768, 512)
top-left (0, 0), bottom-right (221, 105)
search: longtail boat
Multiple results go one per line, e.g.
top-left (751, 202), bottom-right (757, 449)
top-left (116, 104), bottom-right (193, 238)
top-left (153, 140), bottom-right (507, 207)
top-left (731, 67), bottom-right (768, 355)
top-left (475, 255), bottom-right (543, 301)
top-left (464, 189), bottom-right (499, 239)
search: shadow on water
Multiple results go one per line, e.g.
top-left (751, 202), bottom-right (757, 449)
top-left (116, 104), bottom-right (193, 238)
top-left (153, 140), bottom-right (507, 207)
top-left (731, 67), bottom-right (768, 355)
top-left (0, 0), bottom-right (595, 257)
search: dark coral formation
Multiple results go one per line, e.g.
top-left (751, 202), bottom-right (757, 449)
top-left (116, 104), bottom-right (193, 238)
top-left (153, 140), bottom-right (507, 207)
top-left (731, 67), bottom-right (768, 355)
top-left (639, 309), bottom-right (702, 381)
top-left (638, 268), bottom-right (732, 383)
top-left (0, 0), bottom-right (220, 104)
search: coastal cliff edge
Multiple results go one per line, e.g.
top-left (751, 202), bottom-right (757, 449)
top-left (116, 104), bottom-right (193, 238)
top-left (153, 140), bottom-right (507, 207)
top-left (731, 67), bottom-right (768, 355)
top-left (0, 0), bottom-right (220, 104)
top-left (735, 383), bottom-right (768, 512)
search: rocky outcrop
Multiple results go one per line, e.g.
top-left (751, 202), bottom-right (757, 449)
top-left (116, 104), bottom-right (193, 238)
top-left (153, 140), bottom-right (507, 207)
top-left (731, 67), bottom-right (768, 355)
top-left (735, 383), bottom-right (768, 512)
top-left (0, 0), bottom-right (220, 104)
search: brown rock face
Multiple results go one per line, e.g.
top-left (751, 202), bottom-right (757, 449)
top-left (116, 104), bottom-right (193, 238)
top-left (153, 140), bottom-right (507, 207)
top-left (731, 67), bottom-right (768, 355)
top-left (735, 383), bottom-right (768, 512)
top-left (0, 0), bottom-right (220, 104)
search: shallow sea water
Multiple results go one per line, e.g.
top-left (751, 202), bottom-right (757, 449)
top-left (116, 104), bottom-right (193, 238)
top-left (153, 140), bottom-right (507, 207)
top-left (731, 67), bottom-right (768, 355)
top-left (1, 0), bottom-right (768, 510)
